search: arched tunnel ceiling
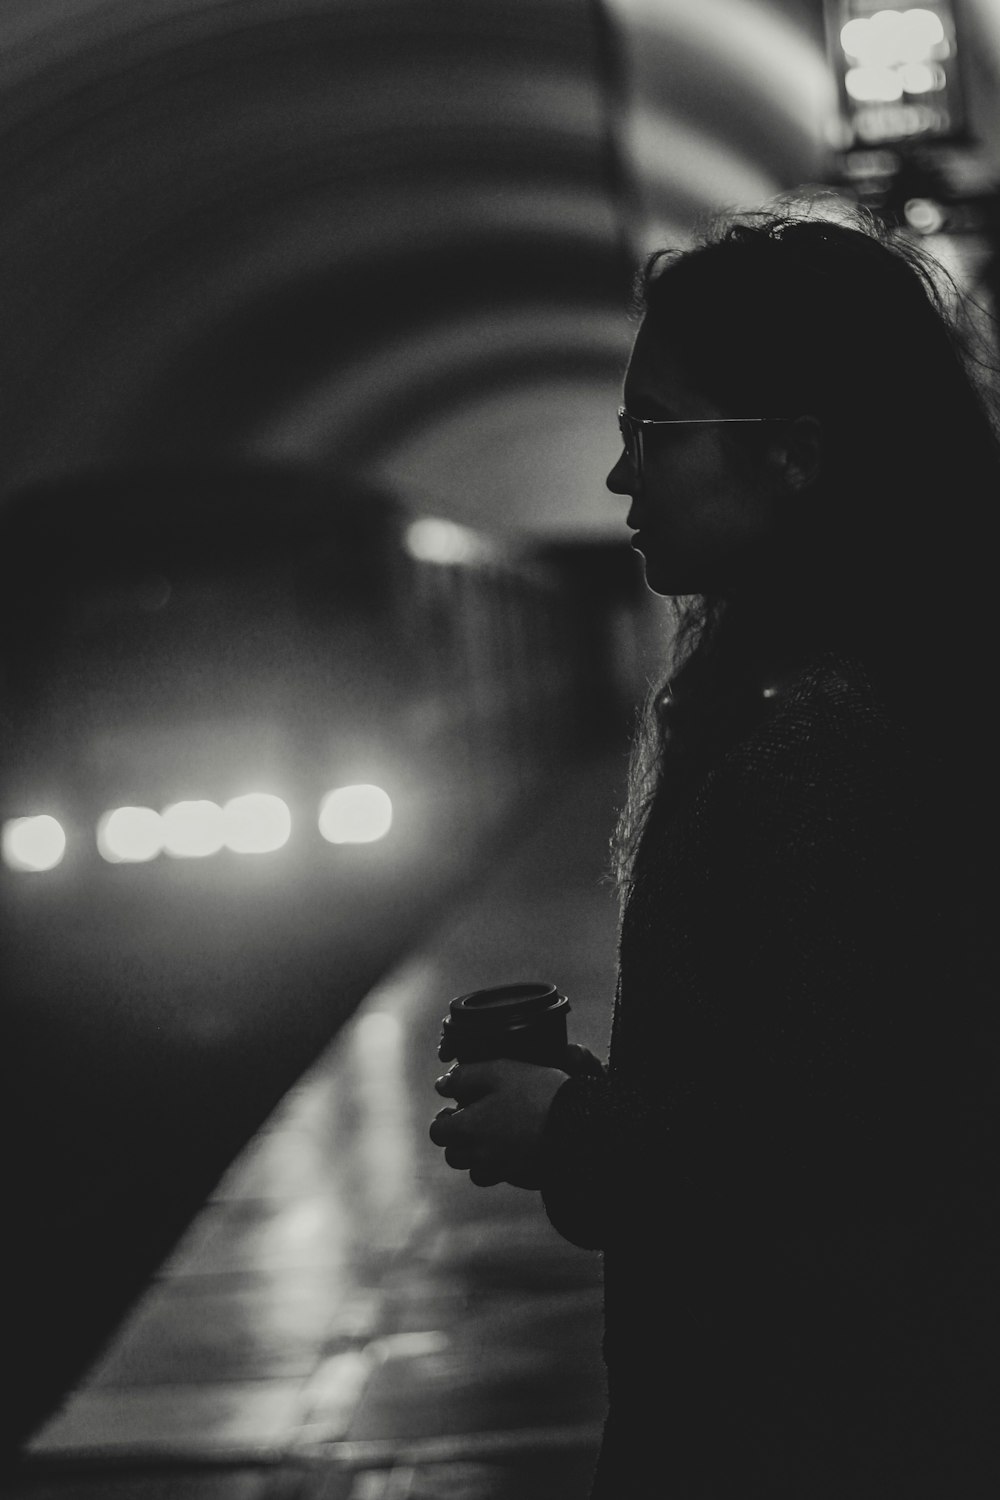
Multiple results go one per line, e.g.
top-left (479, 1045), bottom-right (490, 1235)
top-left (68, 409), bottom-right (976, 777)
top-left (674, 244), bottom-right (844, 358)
top-left (1, 0), bottom-right (998, 540)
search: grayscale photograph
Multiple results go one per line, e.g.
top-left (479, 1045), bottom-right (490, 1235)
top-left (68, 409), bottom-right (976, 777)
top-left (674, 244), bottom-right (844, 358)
top-left (2, 3), bottom-right (997, 1497)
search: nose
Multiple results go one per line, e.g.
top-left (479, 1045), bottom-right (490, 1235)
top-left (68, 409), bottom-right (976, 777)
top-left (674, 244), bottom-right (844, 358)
top-left (606, 449), bottom-right (634, 497)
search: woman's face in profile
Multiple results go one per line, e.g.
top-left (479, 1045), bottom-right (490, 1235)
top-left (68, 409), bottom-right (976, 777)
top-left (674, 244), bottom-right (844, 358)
top-left (607, 318), bottom-right (787, 599)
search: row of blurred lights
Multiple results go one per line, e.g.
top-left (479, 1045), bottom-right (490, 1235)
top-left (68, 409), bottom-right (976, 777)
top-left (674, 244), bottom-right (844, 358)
top-left (840, 8), bottom-right (950, 104)
top-left (2, 785), bottom-right (393, 873)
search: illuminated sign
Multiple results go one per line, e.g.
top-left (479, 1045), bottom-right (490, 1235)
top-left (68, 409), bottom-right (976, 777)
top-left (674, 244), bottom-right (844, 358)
top-left (824, 4), bottom-right (965, 147)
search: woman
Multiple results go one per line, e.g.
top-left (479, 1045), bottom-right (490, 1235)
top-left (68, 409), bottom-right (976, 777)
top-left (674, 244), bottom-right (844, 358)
top-left (430, 207), bottom-right (998, 1496)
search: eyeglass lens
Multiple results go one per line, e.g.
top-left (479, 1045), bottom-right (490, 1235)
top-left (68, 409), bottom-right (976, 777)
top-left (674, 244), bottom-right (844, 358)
top-left (618, 412), bottom-right (641, 474)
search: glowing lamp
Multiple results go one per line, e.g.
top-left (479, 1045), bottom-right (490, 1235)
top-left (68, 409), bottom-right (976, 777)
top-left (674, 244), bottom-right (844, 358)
top-left (2, 814), bottom-right (67, 872)
top-left (318, 784), bottom-right (393, 844)
top-left (824, 2), bottom-right (964, 147)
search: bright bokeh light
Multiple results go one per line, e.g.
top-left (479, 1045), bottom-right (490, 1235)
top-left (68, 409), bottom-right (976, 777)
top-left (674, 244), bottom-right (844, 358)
top-left (845, 65), bottom-right (904, 102)
top-left (841, 17), bottom-right (874, 60)
top-left (900, 61), bottom-right (943, 93)
top-left (161, 799), bottom-right (225, 858)
top-left (904, 196), bottom-right (946, 233)
top-left (898, 7), bottom-right (945, 58)
top-left (222, 793), bottom-right (291, 854)
top-left (841, 9), bottom-right (946, 67)
top-left (318, 784), bottom-right (393, 844)
top-left (2, 815), bottom-right (66, 872)
top-left (97, 806), bottom-right (164, 863)
top-left (404, 517), bottom-right (482, 566)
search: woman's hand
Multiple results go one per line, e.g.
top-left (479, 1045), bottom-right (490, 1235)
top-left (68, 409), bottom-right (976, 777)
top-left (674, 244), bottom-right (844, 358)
top-left (429, 1058), bottom-right (569, 1189)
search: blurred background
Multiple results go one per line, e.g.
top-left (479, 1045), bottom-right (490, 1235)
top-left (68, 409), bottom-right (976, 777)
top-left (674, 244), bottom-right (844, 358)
top-left (2, 0), bottom-right (998, 1485)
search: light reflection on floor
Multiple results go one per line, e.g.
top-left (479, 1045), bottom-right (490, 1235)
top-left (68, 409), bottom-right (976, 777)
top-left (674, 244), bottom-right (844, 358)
top-left (18, 753), bottom-right (625, 1499)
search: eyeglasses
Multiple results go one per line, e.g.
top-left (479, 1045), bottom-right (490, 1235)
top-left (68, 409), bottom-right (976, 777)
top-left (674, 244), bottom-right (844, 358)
top-left (617, 407), bottom-right (791, 479)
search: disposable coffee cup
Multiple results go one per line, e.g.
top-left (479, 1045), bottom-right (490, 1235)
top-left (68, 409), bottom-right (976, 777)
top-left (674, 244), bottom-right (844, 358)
top-left (438, 980), bottom-right (570, 1066)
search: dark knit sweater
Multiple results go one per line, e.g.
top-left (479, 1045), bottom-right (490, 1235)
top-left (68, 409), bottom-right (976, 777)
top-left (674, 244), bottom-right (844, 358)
top-left (540, 652), bottom-right (996, 1497)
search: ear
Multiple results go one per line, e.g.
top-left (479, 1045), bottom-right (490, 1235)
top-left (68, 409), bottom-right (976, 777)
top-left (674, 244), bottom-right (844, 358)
top-left (773, 415), bottom-right (823, 494)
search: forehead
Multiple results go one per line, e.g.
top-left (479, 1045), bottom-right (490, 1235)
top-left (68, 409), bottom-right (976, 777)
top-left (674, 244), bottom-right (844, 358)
top-left (623, 319), bottom-right (716, 417)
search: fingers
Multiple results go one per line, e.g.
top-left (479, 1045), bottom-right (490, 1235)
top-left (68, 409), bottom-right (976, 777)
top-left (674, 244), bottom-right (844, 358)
top-left (429, 1103), bottom-right (499, 1182)
top-left (428, 1105), bottom-right (458, 1146)
top-left (434, 1066), bottom-right (459, 1099)
top-left (429, 1061), bottom-right (531, 1189)
top-left (435, 1062), bottom-right (485, 1101)
top-left (433, 1060), bottom-right (497, 1104)
top-left (429, 1104), bottom-right (475, 1161)
top-left (468, 1164), bottom-right (504, 1187)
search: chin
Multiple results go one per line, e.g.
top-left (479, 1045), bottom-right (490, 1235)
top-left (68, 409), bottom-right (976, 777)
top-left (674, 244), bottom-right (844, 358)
top-left (640, 560), bottom-right (690, 598)
top-left (642, 549), bottom-right (732, 600)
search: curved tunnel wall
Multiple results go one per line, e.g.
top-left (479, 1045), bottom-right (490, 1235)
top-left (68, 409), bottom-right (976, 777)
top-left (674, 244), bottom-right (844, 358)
top-left (0, 0), bottom-right (862, 540)
top-left (0, 0), bottom-right (629, 535)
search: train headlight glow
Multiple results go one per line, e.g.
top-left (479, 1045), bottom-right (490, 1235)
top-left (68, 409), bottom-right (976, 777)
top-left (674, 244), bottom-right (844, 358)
top-left (97, 806), bottom-right (164, 863)
top-left (319, 784), bottom-right (393, 844)
top-left (161, 800), bottom-right (225, 858)
top-left (2, 815), bottom-right (67, 872)
top-left (222, 793), bottom-right (291, 854)
top-left (405, 517), bottom-right (483, 565)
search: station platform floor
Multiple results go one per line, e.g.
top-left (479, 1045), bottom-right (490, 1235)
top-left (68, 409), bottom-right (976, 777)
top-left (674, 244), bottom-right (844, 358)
top-left (10, 746), bottom-right (628, 1500)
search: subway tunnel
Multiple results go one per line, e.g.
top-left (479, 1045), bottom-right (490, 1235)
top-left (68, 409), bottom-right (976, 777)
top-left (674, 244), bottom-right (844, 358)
top-left (2, 1), bottom-right (999, 1493)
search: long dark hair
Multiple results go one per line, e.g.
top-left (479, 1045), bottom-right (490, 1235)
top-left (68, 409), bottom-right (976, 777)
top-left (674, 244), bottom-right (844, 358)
top-left (613, 204), bottom-right (1000, 891)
